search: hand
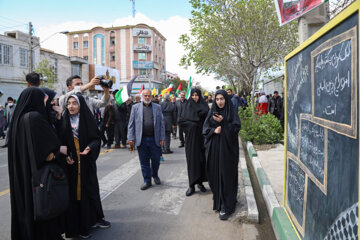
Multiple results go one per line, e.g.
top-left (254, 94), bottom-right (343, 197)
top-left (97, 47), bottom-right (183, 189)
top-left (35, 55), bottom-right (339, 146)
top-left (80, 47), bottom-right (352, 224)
top-left (214, 126), bottom-right (221, 134)
top-left (173, 125), bottom-right (177, 128)
top-left (52, 105), bottom-right (62, 115)
top-left (160, 140), bottom-right (165, 147)
top-left (80, 146), bottom-right (91, 155)
top-left (213, 114), bottom-right (223, 122)
top-left (66, 156), bottom-right (75, 165)
top-left (90, 77), bottom-right (100, 86)
top-left (46, 152), bottom-right (55, 161)
top-left (59, 146), bottom-right (67, 155)
top-left (105, 124), bottom-right (109, 128)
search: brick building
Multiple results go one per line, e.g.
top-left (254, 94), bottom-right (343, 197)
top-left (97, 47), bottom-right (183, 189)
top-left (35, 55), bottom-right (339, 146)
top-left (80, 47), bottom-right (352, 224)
top-left (66, 23), bottom-right (166, 92)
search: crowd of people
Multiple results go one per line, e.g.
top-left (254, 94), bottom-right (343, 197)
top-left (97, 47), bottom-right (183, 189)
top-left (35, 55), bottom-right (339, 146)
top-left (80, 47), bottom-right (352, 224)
top-left (255, 91), bottom-right (284, 128)
top-left (5, 71), bottom-right (289, 239)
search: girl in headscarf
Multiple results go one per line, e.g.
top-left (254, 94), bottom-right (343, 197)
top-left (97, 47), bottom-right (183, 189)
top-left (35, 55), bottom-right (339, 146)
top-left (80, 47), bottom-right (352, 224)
top-left (256, 91), bottom-right (268, 115)
top-left (203, 89), bottom-right (241, 220)
top-left (8, 87), bottom-right (68, 240)
top-left (60, 94), bottom-right (110, 239)
top-left (180, 88), bottom-right (209, 196)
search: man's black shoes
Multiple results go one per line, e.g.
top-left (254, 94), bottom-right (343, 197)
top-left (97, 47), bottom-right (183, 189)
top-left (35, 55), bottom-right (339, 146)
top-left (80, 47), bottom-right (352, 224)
top-left (153, 177), bottom-right (161, 185)
top-left (198, 184), bottom-right (207, 192)
top-left (162, 150), bottom-right (173, 154)
top-left (92, 218), bottom-right (111, 229)
top-left (185, 187), bottom-right (195, 196)
top-left (141, 182), bottom-right (152, 190)
top-left (178, 144), bottom-right (184, 148)
top-left (219, 210), bottom-right (230, 220)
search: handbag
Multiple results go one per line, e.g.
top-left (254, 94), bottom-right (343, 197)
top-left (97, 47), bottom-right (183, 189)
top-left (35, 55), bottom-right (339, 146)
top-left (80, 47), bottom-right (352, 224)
top-left (24, 113), bottom-right (69, 221)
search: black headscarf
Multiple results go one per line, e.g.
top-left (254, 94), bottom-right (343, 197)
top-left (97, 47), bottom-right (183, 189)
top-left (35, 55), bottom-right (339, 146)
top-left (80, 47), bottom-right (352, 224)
top-left (181, 88), bottom-right (209, 122)
top-left (41, 87), bottom-right (57, 124)
top-left (210, 89), bottom-right (235, 123)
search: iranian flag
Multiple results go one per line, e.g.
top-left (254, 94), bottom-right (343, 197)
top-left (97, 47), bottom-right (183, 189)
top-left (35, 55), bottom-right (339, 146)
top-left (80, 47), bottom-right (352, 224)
top-left (175, 83), bottom-right (181, 96)
top-left (167, 82), bottom-right (174, 93)
top-left (185, 76), bottom-right (192, 99)
top-left (139, 84), bottom-right (145, 94)
top-left (115, 76), bottom-right (137, 106)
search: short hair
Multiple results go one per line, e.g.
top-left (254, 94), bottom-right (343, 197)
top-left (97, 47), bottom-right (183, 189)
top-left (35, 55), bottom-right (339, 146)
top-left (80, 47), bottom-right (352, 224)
top-left (7, 97), bottom-right (13, 102)
top-left (26, 72), bottom-right (41, 86)
top-left (274, 91), bottom-right (279, 94)
top-left (226, 89), bottom-right (233, 93)
top-left (180, 91), bottom-right (186, 94)
top-left (113, 89), bottom-right (119, 96)
top-left (164, 93), bottom-right (170, 100)
top-left (66, 75), bottom-right (81, 87)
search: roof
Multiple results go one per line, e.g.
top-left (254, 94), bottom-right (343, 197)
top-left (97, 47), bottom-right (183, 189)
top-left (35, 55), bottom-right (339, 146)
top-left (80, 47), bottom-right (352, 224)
top-left (67, 23), bottom-right (167, 41)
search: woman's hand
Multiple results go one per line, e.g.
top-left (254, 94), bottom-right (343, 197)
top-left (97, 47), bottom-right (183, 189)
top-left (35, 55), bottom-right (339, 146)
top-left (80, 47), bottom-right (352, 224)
top-left (59, 146), bottom-right (67, 155)
top-left (80, 146), bottom-right (91, 155)
top-left (213, 114), bottom-right (223, 123)
top-left (214, 126), bottom-right (222, 134)
top-left (52, 105), bottom-right (63, 120)
top-left (66, 156), bottom-right (74, 165)
top-left (46, 152), bottom-right (55, 161)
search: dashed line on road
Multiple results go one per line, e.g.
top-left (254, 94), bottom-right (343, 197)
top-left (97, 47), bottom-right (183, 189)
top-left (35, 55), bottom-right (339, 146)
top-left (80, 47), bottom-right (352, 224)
top-left (0, 189), bottom-right (9, 197)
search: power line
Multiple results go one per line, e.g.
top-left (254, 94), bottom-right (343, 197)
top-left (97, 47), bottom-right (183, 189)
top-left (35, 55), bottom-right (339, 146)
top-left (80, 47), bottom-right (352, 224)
top-left (0, 24), bottom-right (28, 31)
top-left (0, 15), bottom-right (27, 25)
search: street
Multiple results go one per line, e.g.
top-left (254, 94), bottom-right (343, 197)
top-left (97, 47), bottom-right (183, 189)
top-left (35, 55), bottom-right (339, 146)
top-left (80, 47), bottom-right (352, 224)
top-left (0, 137), bottom-right (268, 240)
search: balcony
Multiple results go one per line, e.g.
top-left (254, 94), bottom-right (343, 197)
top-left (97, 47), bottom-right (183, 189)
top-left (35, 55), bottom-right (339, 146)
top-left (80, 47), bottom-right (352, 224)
top-left (133, 44), bottom-right (152, 52)
top-left (153, 61), bottom-right (160, 70)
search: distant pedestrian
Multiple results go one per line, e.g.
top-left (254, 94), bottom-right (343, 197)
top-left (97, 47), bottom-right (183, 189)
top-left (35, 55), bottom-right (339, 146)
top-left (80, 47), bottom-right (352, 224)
top-left (171, 96), bottom-right (177, 139)
top-left (175, 91), bottom-right (187, 148)
top-left (0, 105), bottom-right (6, 139)
top-left (104, 102), bottom-right (115, 149)
top-left (26, 72), bottom-right (42, 87)
top-left (256, 92), bottom-right (268, 116)
top-left (226, 89), bottom-right (240, 112)
top-left (128, 89), bottom-right (165, 190)
top-left (267, 91), bottom-right (282, 120)
top-left (8, 87), bottom-right (68, 240)
top-left (114, 100), bottom-right (129, 149)
top-left (180, 88), bottom-right (209, 196)
top-left (203, 89), bottom-right (241, 220)
top-left (160, 94), bottom-right (176, 154)
top-left (60, 94), bottom-right (110, 239)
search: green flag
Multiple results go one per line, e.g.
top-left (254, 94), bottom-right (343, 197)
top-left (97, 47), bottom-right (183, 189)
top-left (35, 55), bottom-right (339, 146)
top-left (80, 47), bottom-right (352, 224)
top-left (185, 76), bottom-right (192, 99)
top-left (115, 76), bottom-right (137, 106)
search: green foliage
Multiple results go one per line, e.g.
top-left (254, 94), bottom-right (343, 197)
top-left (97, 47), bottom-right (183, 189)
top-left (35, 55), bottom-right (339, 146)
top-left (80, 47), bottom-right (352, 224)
top-left (239, 103), bottom-right (283, 145)
top-left (180, 0), bottom-right (298, 96)
top-left (35, 59), bottom-right (57, 90)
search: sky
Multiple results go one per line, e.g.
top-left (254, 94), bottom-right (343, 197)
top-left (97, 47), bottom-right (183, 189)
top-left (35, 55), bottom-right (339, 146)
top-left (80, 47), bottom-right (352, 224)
top-left (0, 0), bottom-right (224, 91)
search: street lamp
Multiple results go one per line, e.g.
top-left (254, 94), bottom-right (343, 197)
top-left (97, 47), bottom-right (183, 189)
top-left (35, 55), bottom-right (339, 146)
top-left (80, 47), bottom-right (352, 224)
top-left (32, 30), bottom-right (69, 49)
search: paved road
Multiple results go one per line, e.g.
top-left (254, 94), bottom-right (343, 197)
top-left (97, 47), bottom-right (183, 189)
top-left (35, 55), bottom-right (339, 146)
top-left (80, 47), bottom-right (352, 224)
top-left (0, 137), bottom-right (266, 240)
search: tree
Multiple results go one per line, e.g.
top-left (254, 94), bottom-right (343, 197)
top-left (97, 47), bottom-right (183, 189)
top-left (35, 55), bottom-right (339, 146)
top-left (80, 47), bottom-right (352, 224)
top-left (179, 0), bottom-right (298, 97)
top-left (34, 59), bottom-right (57, 89)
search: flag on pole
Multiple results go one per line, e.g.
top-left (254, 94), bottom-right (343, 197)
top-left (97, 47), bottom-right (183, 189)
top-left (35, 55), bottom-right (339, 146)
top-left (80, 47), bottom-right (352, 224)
top-left (185, 76), bottom-right (192, 99)
top-left (167, 82), bottom-right (174, 92)
top-left (161, 88), bottom-right (168, 96)
top-left (139, 84), bottom-right (145, 94)
top-left (152, 87), bottom-right (157, 96)
top-left (115, 76), bottom-right (137, 106)
top-left (175, 83), bottom-right (182, 96)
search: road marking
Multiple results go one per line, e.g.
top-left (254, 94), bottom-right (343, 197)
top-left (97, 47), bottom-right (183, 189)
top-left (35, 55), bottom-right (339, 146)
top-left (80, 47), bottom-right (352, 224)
top-left (99, 149), bottom-right (114, 156)
top-left (99, 156), bottom-right (140, 200)
top-left (0, 189), bottom-right (9, 197)
top-left (146, 169), bottom-right (188, 215)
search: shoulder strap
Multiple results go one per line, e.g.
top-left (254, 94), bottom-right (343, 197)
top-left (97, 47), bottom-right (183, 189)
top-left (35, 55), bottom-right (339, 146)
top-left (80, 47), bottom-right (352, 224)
top-left (24, 113), bottom-right (40, 186)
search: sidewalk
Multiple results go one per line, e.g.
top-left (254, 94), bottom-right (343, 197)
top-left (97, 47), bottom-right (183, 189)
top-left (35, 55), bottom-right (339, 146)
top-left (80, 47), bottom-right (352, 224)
top-left (245, 142), bottom-right (299, 240)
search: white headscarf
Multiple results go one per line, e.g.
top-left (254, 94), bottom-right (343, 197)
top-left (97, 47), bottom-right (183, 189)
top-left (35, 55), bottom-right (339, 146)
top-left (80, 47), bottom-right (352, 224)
top-left (68, 95), bottom-right (80, 138)
top-left (258, 92), bottom-right (268, 103)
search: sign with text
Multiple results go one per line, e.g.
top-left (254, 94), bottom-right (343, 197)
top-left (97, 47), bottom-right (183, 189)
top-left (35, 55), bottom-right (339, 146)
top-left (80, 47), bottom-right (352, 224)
top-left (133, 61), bottom-right (153, 69)
top-left (273, 0), bottom-right (327, 26)
top-left (132, 28), bottom-right (152, 38)
top-left (134, 44), bottom-right (152, 52)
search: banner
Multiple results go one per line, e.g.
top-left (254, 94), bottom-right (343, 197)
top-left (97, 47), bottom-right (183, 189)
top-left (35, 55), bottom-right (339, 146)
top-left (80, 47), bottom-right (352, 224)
top-left (273, 0), bottom-right (328, 26)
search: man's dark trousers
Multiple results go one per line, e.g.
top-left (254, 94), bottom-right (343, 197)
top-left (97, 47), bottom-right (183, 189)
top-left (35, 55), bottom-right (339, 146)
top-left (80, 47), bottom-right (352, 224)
top-left (178, 125), bottom-right (185, 145)
top-left (137, 137), bottom-right (162, 183)
top-left (164, 130), bottom-right (171, 151)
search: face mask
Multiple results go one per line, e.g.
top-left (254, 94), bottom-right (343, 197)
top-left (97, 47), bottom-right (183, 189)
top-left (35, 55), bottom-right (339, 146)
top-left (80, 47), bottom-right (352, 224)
top-left (8, 103), bottom-right (13, 107)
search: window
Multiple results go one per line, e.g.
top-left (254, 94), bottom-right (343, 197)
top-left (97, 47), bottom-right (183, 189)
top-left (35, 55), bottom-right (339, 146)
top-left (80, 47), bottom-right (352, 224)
top-left (138, 37), bottom-right (145, 44)
top-left (138, 52), bottom-right (146, 60)
top-left (139, 69), bottom-right (146, 75)
top-left (0, 44), bottom-right (13, 65)
top-left (73, 42), bottom-right (78, 49)
top-left (83, 41), bottom-right (88, 48)
top-left (155, 40), bottom-right (157, 49)
top-left (110, 52), bottom-right (115, 61)
top-left (53, 58), bottom-right (58, 79)
top-left (71, 63), bottom-right (81, 76)
top-left (110, 37), bottom-right (115, 46)
top-left (83, 56), bottom-right (88, 60)
top-left (20, 48), bottom-right (28, 67)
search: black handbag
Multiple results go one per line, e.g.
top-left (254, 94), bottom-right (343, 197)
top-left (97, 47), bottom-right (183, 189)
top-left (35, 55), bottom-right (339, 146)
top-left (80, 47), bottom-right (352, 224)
top-left (25, 113), bottom-right (69, 221)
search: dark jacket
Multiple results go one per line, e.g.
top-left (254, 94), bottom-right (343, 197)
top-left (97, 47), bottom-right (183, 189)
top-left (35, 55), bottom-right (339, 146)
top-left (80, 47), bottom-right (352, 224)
top-left (160, 100), bottom-right (176, 132)
top-left (104, 105), bottom-right (115, 126)
top-left (114, 103), bottom-right (128, 123)
top-left (175, 99), bottom-right (187, 124)
top-left (267, 96), bottom-right (282, 115)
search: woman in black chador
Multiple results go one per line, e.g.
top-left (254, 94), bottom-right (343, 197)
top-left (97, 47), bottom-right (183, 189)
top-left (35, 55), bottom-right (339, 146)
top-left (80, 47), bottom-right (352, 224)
top-left (203, 89), bottom-right (241, 220)
top-left (8, 87), bottom-right (67, 240)
top-left (181, 88), bottom-right (209, 196)
top-left (60, 94), bottom-right (110, 239)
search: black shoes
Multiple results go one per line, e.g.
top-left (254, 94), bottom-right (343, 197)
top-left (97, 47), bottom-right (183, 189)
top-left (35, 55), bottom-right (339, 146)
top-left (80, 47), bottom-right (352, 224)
top-left (79, 233), bottom-right (92, 239)
top-left (185, 187), bottom-right (195, 196)
top-left (178, 144), bottom-right (184, 148)
top-left (92, 218), bottom-right (111, 229)
top-left (141, 182), bottom-right (152, 190)
top-left (163, 150), bottom-right (173, 154)
top-left (198, 184), bottom-right (207, 192)
top-left (153, 177), bottom-right (161, 185)
top-left (219, 210), bottom-right (230, 220)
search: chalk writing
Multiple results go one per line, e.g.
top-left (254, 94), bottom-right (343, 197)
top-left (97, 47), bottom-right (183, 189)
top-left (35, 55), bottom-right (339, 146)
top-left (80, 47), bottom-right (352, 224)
top-left (323, 104), bottom-right (337, 116)
top-left (316, 71), bottom-right (350, 97)
top-left (314, 41), bottom-right (351, 73)
top-left (288, 159), bottom-right (305, 225)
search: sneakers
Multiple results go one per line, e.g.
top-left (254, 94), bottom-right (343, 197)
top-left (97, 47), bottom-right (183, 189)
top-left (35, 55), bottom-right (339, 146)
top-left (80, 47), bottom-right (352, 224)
top-left (120, 144), bottom-right (126, 149)
top-left (79, 233), bottom-right (92, 239)
top-left (92, 218), bottom-right (111, 229)
top-left (160, 156), bottom-right (164, 162)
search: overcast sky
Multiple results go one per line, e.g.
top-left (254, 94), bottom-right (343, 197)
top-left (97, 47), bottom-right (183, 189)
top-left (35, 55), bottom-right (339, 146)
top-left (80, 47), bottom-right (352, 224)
top-left (0, 0), bottom-right (224, 90)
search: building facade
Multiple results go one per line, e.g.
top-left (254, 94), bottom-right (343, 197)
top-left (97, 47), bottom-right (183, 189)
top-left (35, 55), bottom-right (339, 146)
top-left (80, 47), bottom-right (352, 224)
top-left (0, 31), bottom-right (40, 104)
top-left (67, 23), bottom-right (166, 92)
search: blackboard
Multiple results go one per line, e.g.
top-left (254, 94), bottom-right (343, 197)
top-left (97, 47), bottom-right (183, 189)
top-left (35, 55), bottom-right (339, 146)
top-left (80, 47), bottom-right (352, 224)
top-left (284, 4), bottom-right (359, 239)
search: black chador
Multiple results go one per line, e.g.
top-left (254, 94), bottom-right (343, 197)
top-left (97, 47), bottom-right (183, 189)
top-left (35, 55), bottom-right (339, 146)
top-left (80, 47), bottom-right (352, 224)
top-left (203, 89), bottom-right (241, 220)
top-left (180, 88), bottom-right (209, 195)
top-left (8, 87), bottom-right (63, 240)
top-left (60, 94), bottom-right (104, 237)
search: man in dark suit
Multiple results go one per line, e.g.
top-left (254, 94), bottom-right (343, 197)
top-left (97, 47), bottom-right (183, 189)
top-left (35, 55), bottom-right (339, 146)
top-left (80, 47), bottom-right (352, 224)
top-left (175, 91), bottom-right (187, 148)
top-left (128, 89), bottom-right (165, 190)
top-left (160, 94), bottom-right (176, 154)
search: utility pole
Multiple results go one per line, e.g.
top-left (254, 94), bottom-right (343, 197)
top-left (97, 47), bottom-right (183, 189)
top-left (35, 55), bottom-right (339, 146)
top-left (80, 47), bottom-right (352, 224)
top-left (130, 0), bottom-right (136, 18)
top-left (28, 22), bottom-right (34, 72)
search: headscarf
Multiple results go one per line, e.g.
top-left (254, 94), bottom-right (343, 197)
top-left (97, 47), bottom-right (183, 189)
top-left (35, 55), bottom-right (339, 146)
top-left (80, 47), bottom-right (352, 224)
top-left (211, 89), bottom-right (235, 123)
top-left (259, 92), bottom-right (268, 103)
top-left (41, 87), bottom-right (57, 124)
top-left (181, 88), bottom-right (209, 122)
top-left (66, 95), bottom-right (81, 138)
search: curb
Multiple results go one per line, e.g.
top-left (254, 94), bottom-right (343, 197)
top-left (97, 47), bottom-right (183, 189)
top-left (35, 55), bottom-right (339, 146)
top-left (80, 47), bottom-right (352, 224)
top-left (245, 141), bottom-right (298, 240)
top-left (240, 156), bottom-right (259, 223)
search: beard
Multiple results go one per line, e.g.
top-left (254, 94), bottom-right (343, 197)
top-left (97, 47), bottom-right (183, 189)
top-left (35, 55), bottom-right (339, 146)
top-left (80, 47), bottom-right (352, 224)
top-left (143, 99), bottom-right (151, 104)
